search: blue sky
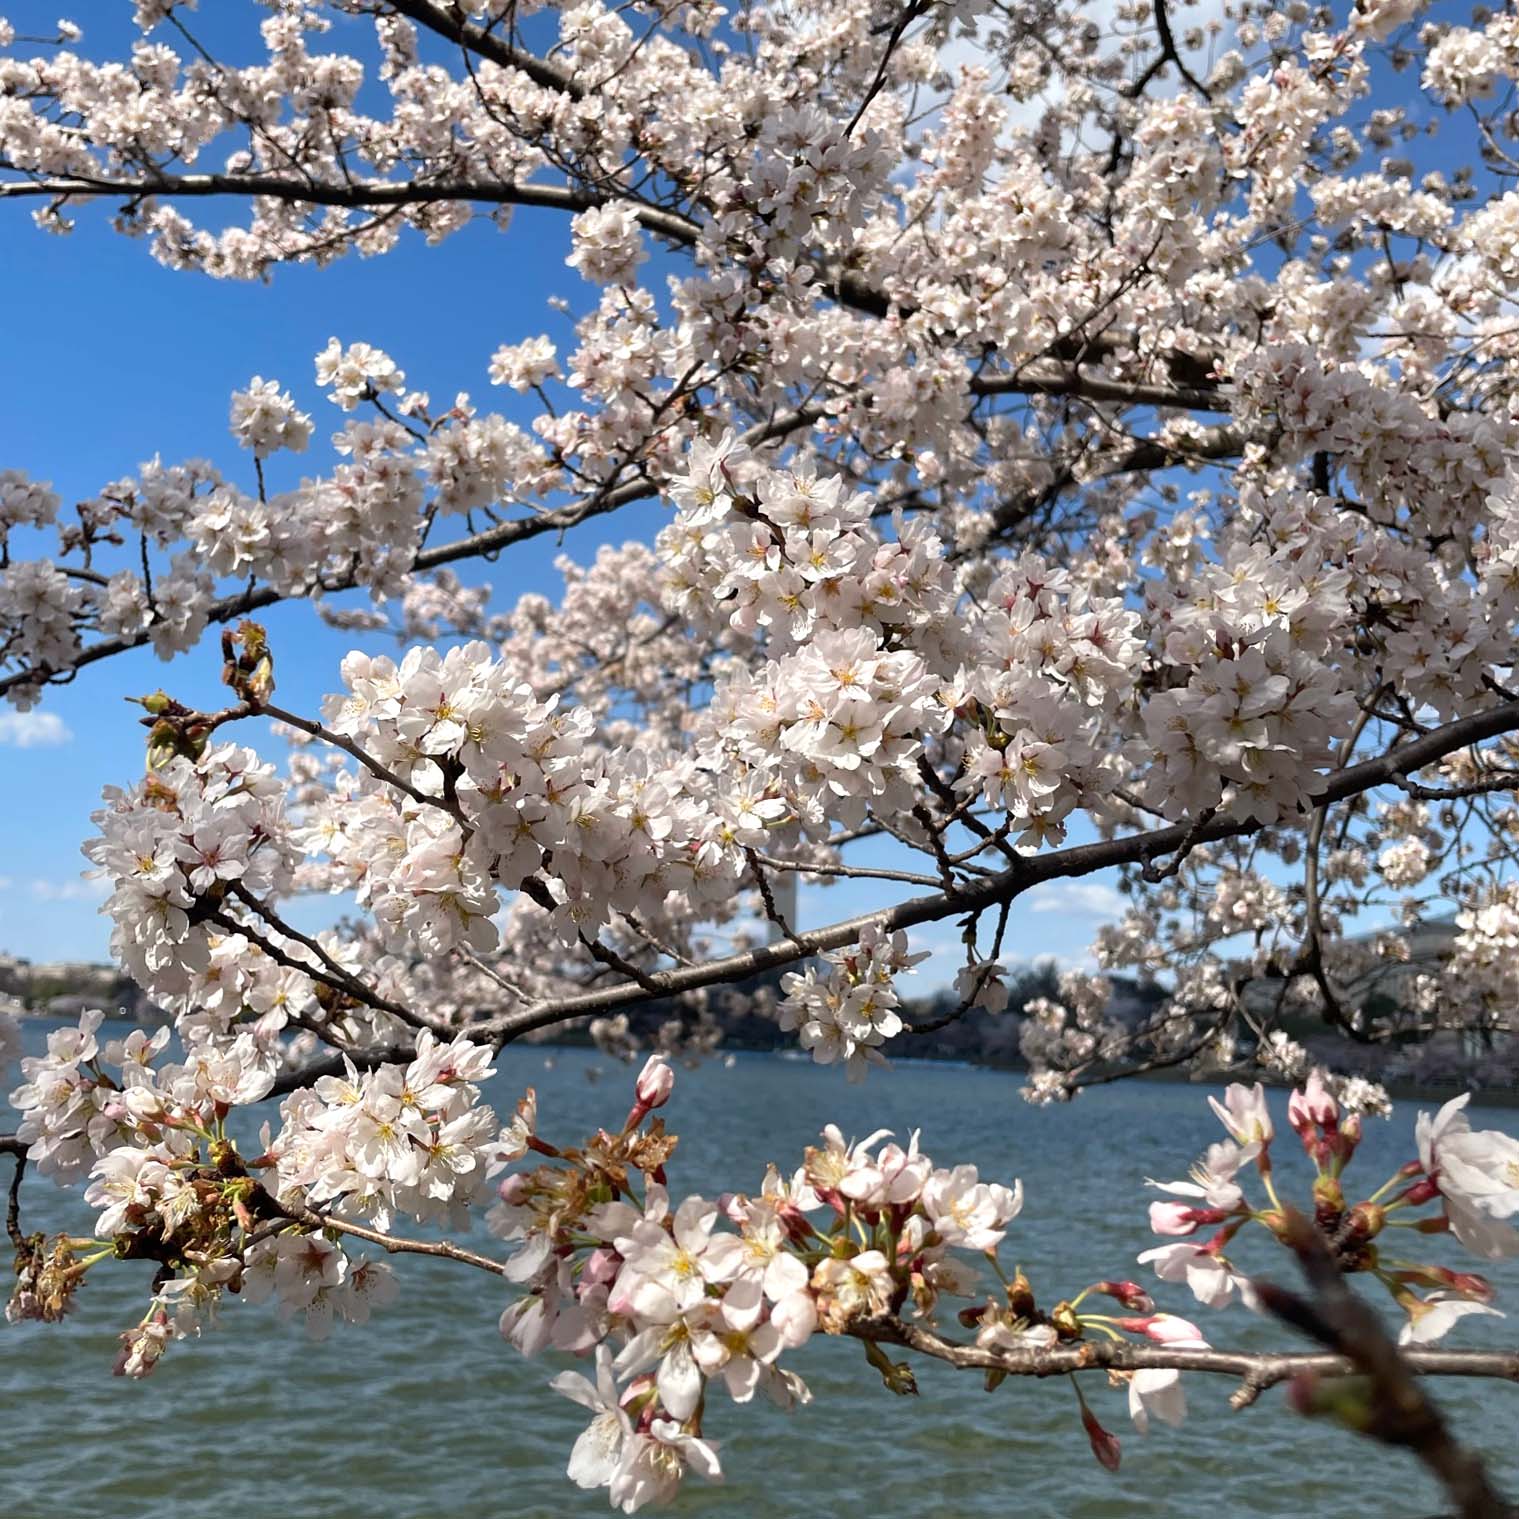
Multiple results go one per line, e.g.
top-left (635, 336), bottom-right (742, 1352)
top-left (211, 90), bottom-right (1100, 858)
top-left (0, 6), bottom-right (1152, 981)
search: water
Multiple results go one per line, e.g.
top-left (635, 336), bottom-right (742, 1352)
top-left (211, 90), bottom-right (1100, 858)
top-left (5, 1019), bottom-right (1518, 1519)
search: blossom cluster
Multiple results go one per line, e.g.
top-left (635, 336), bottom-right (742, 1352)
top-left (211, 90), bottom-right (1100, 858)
top-left (777, 925), bottom-right (927, 1080)
top-left (6, 1016), bottom-right (525, 1366)
top-left (9, 1010), bottom-right (272, 1186)
top-left (312, 639), bottom-right (747, 949)
top-left (81, 741), bottom-right (331, 1050)
top-left (1141, 1075), bottom-right (1519, 1346)
top-left (488, 1054), bottom-right (1201, 1507)
top-left (261, 1031), bottom-right (523, 1233)
top-left (19, 1010), bottom-right (1519, 1508)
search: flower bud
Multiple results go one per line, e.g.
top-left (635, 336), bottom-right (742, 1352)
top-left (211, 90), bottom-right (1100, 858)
top-left (496, 1172), bottom-right (530, 1205)
top-left (1080, 1402), bottom-right (1122, 1472)
top-left (635, 1053), bottom-right (674, 1109)
top-left (1396, 1264), bottom-right (1494, 1301)
top-left (1343, 1201), bottom-right (1386, 1243)
top-left (622, 1373), bottom-right (659, 1420)
top-left (1333, 1111), bottom-right (1363, 1163)
top-left (1147, 1201), bottom-right (1194, 1235)
top-left (1288, 1069), bottom-right (1338, 1135)
top-left (1096, 1280), bottom-right (1154, 1312)
top-left (1440, 1268), bottom-right (1493, 1300)
top-left (1120, 1312), bottom-right (1206, 1346)
top-left (1407, 1213), bottom-right (1452, 1235)
top-left (1399, 1177), bottom-right (1440, 1207)
top-left (624, 1054), bottom-right (675, 1129)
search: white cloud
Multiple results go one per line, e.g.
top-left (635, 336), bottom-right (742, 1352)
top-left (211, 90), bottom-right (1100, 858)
top-left (0, 710), bottom-right (72, 748)
top-left (28, 877), bottom-right (109, 903)
top-left (1025, 881), bottom-right (1128, 919)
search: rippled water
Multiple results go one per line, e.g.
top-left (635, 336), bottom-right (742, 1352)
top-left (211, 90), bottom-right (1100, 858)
top-left (5, 1019), bottom-right (1519, 1519)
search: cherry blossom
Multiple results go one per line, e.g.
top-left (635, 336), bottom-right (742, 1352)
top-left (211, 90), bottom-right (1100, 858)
top-left (9, 0), bottom-right (1519, 1504)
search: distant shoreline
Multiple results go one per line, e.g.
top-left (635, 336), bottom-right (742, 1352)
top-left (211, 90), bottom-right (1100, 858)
top-left (14, 1007), bottom-right (1513, 1107)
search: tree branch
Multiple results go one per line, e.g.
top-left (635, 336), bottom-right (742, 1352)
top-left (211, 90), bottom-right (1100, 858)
top-left (474, 699), bottom-right (1519, 1040)
top-left (850, 1317), bottom-right (1519, 1410)
top-left (263, 1196), bottom-right (508, 1277)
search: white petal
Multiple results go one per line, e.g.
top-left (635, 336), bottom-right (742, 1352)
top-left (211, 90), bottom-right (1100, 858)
top-left (658, 1339), bottom-right (703, 1421)
top-left (566, 1413), bottom-right (625, 1489)
top-left (548, 1368), bottom-right (599, 1412)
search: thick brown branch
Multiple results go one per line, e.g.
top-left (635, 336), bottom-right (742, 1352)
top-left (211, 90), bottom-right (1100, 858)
top-left (383, 0), bottom-right (584, 98)
top-left (1257, 1211), bottom-right (1513, 1519)
top-left (969, 365), bottom-right (1226, 412)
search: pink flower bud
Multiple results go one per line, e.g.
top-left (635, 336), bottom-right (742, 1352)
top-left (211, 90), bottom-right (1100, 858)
top-left (582, 1247), bottom-right (622, 1287)
top-left (496, 1172), bottom-right (530, 1204)
top-left (624, 1053), bottom-right (676, 1129)
top-left (1149, 1201), bottom-right (1202, 1236)
top-left (1080, 1403), bottom-right (1121, 1472)
top-left (1097, 1280), bottom-right (1154, 1312)
top-left (1425, 1267), bottom-right (1494, 1301)
top-left (1140, 1312), bottom-right (1205, 1346)
top-left (1288, 1068), bottom-right (1338, 1133)
top-left (635, 1053), bottom-right (674, 1109)
top-left (1333, 1111), bottom-right (1363, 1164)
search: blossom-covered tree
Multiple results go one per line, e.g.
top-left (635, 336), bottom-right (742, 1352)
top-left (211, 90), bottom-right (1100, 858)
top-left (8, 0), bottom-right (1519, 1511)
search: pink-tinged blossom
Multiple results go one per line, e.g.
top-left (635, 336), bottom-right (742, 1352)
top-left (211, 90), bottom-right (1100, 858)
top-left (811, 1250), bottom-right (895, 1332)
top-left (608, 1420), bottom-right (721, 1513)
top-left (691, 1305), bottom-right (785, 1403)
top-left (1136, 1242), bottom-right (1249, 1310)
top-left (1146, 1138), bottom-right (1250, 1212)
top-left (114, 1312), bottom-right (172, 1379)
top-left (614, 1196), bottom-right (725, 1315)
top-left (1416, 1095), bottom-right (1519, 1258)
top-left (922, 1165), bottom-right (1024, 1251)
top-left (611, 1297), bottom-right (706, 1423)
top-left (1208, 1083), bottom-right (1274, 1148)
top-left (1147, 1201), bottom-right (1209, 1237)
top-left (1438, 1125), bottom-right (1519, 1218)
top-left (702, 1199), bottom-right (811, 1319)
top-left (1118, 1313), bottom-right (1207, 1347)
top-left (1288, 1068), bottom-right (1338, 1132)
